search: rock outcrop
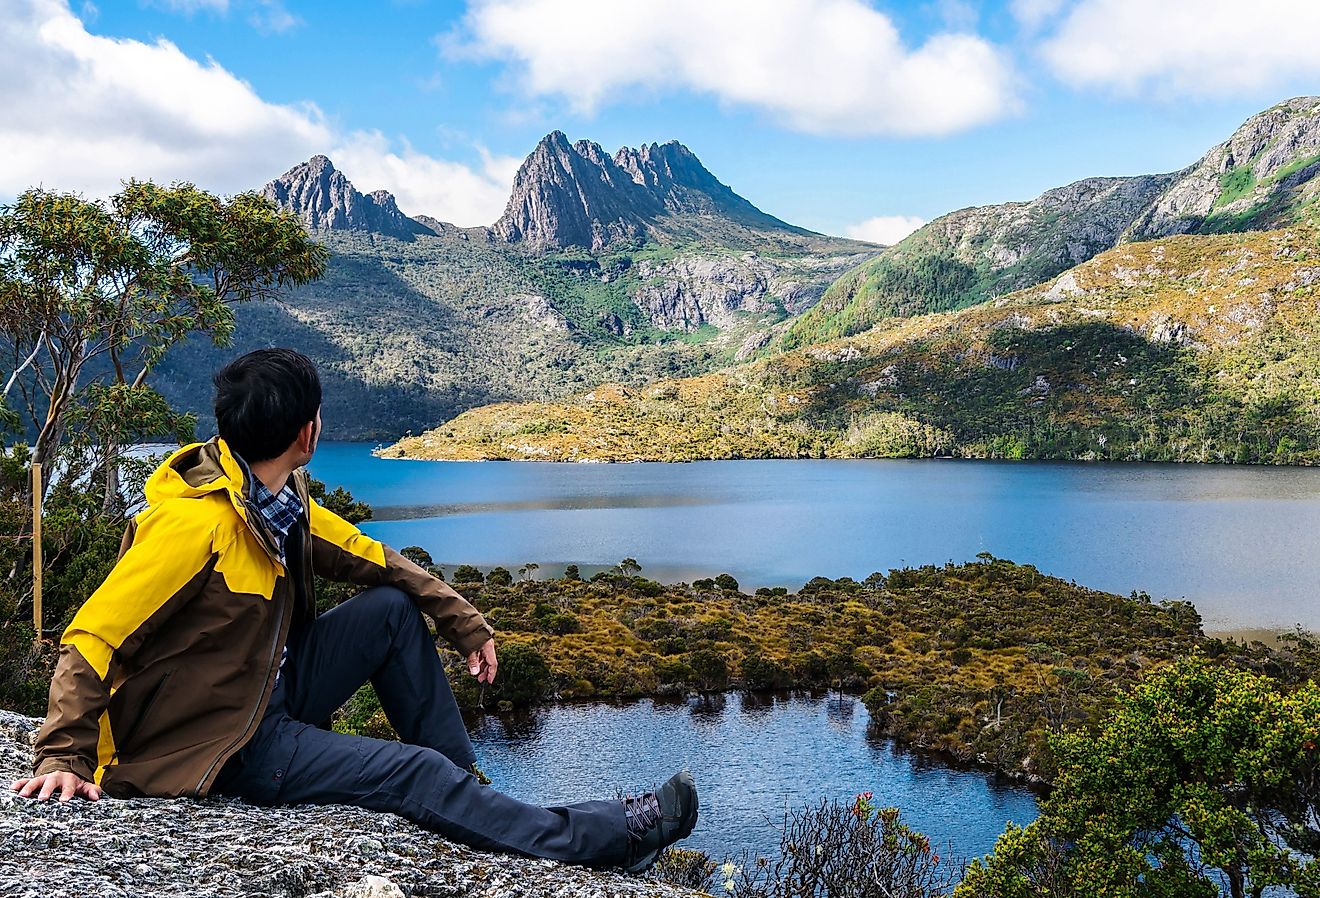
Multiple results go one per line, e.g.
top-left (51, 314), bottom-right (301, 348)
top-left (1126, 96), bottom-right (1320, 240)
top-left (899, 174), bottom-right (1179, 282)
top-left (494, 133), bottom-right (810, 250)
top-left (0, 711), bottom-right (697, 898)
top-left (630, 252), bottom-right (867, 331)
top-left (263, 156), bottom-right (432, 240)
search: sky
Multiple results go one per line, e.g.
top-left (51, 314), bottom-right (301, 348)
top-left (3, 0), bottom-right (1320, 243)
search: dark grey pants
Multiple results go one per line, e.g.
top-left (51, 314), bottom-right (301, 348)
top-left (213, 585), bottom-right (628, 865)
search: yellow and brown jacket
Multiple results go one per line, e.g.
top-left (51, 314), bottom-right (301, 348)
top-left (33, 436), bottom-right (493, 798)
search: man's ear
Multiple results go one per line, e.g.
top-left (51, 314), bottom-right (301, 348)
top-left (299, 419), bottom-right (315, 453)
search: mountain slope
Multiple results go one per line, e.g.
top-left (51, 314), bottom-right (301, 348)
top-left (1125, 96), bottom-right (1320, 239)
top-left (784, 173), bottom-right (1178, 347)
top-left (786, 96), bottom-right (1320, 350)
top-left (384, 224), bottom-right (1320, 464)
top-left (153, 141), bottom-right (875, 438)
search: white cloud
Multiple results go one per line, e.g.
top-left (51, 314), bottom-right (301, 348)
top-left (844, 215), bottom-right (926, 246)
top-left (331, 133), bottom-right (521, 225)
top-left (1037, 0), bottom-right (1320, 96)
top-left (0, 0), bottom-right (514, 226)
top-left (452, 0), bottom-right (1019, 137)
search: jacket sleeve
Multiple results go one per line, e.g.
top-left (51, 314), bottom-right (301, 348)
top-left (33, 500), bottom-right (217, 781)
top-left (307, 499), bottom-right (493, 656)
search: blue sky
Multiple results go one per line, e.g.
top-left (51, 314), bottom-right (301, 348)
top-left (4, 0), bottom-right (1320, 241)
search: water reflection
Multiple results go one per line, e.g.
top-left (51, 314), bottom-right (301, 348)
top-left (466, 692), bottom-right (1038, 861)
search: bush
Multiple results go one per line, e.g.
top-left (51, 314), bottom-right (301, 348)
top-left (650, 848), bottom-right (715, 891)
top-left (741, 652), bottom-right (794, 690)
top-left (687, 648), bottom-right (729, 691)
top-left (714, 573), bottom-right (740, 592)
top-left (487, 567), bottom-right (513, 587)
top-left (451, 564), bottom-right (484, 585)
top-left (728, 797), bottom-right (951, 898)
top-left (486, 641), bottom-right (551, 706)
top-left (0, 624), bottom-right (57, 716)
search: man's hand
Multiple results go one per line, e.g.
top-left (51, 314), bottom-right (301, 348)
top-left (11, 772), bottom-right (102, 803)
top-left (466, 638), bottom-right (498, 685)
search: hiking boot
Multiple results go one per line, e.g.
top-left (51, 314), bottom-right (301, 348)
top-left (621, 770), bottom-right (698, 874)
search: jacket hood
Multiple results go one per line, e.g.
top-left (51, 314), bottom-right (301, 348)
top-left (144, 437), bottom-right (251, 517)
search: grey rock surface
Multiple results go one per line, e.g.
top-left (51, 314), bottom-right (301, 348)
top-left (1126, 96), bottom-right (1320, 239)
top-left (901, 173), bottom-right (1178, 285)
top-left (263, 156), bottom-right (432, 240)
top-left (493, 133), bottom-right (813, 251)
top-left (0, 712), bottom-right (697, 898)
top-left (630, 252), bottom-right (868, 331)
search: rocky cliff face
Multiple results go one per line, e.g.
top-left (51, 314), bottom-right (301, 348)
top-left (1126, 96), bottom-right (1320, 240)
top-left (631, 251), bottom-right (870, 332)
top-left (0, 711), bottom-right (699, 898)
top-left (493, 132), bottom-right (660, 250)
top-left (263, 156), bottom-right (432, 240)
top-left (897, 173), bottom-right (1178, 281)
top-left (494, 133), bottom-right (810, 251)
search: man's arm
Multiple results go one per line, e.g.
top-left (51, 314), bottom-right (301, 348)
top-left (307, 498), bottom-right (495, 658)
top-left (18, 500), bottom-right (217, 798)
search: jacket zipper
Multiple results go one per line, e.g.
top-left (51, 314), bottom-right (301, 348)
top-left (195, 566), bottom-right (291, 794)
top-left (195, 471), bottom-right (306, 793)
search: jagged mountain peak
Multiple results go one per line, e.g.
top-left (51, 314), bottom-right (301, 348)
top-left (263, 156), bottom-right (430, 240)
top-left (495, 132), bottom-right (808, 250)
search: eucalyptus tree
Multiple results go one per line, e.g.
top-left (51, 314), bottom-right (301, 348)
top-left (0, 180), bottom-right (328, 496)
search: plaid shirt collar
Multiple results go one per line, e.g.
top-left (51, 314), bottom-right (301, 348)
top-left (242, 462), bottom-right (304, 563)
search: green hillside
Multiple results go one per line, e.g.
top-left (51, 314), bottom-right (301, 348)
top-left (152, 228), bottom-right (868, 439)
top-left (384, 225), bottom-right (1320, 464)
top-left (783, 97), bottom-right (1320, 352)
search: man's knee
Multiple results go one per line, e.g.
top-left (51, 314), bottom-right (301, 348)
top-left (355, 585), bottom-right (417, 624)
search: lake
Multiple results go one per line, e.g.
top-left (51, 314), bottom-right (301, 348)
top-left (468, 692), bottom-right (1037, 863)
top-left (301, 443), bottom-right (1320, 862)
top-left (309, 443), bottom-right (1320, 634)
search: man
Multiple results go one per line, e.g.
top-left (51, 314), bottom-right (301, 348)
top-left (11, 348), bottom-right (697, 873)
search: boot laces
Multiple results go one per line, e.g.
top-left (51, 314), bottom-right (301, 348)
top-left (623, 790), bottom-right (662, 842)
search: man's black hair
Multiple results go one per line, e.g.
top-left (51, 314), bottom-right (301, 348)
top-left (213, 348), bottom-right (322, 463)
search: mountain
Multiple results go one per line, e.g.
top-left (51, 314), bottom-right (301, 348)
top-left (785, 97), bottom-right (1320, 350)
top-left (1125, 96), bottom-right (1320, 238)
top-left (494, 132), bottom-right (815, 251)
top-left (151, 140), bottom-right (874, 438)
top-left (383, 223), bottom-right (1320, 464)
top-left (261, 155), bottom-right (433, 240)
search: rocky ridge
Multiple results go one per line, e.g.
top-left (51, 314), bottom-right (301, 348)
top-left (1126, 96), bottom-right (1320, 239)
top-left (785, 96), bottom-right (1320, 348)
top-left (493, 133), bottom-right (812, 251)
top-left (0, 711), bottom-right (698, 898)
top-left (262, 156), bottom-right (433, 240)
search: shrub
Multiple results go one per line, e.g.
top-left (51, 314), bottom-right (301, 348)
top-left (741, 652), bottom-right (794, 690)
top-left (728, 797), bottom-right (951, 898)
top-left (650, 848), bottom-right (715, 891)
top-left (486, 566), bottom-right (513, 587)
top-left (688, 648), bottom-right (730, 691)
top-left (714, 573), bottom-right (740, 592)
top-left (451, 564), bottom-right (484, 585)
